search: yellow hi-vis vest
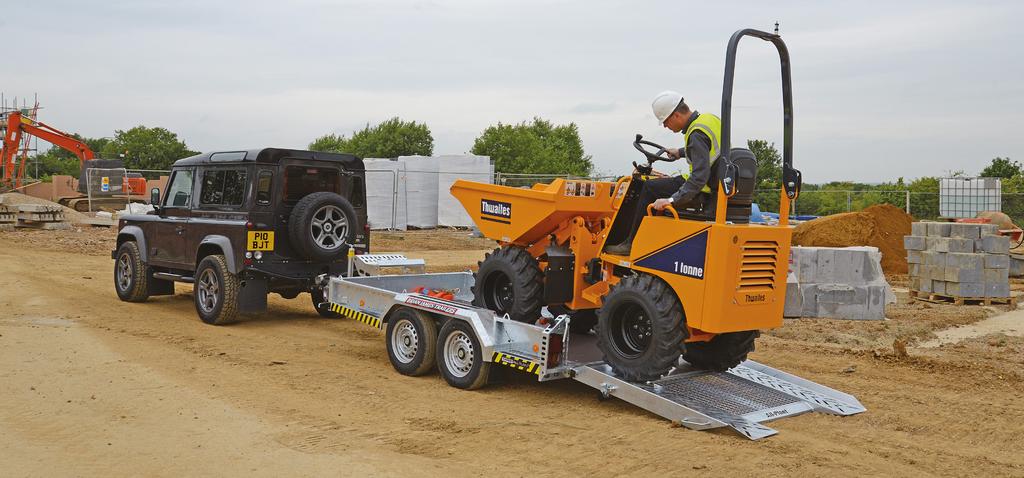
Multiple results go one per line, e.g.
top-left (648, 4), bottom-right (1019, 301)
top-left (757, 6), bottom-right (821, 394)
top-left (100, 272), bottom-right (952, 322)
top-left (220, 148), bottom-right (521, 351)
top-left (681, 113), bottom-right (722, 193)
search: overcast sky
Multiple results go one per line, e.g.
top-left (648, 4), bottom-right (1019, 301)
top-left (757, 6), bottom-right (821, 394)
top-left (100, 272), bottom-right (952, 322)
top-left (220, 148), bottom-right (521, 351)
top-left (4, 0), bottom-right (1022, 182)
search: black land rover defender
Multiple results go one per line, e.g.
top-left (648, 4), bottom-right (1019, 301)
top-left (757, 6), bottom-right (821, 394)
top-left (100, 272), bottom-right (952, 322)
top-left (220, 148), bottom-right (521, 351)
top-left (112, 148), bottom-right (369, 325)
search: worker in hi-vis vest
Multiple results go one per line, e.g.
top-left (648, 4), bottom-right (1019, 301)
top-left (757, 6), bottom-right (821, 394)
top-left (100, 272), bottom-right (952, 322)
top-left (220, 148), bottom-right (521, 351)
top-left (605, 91), bottom-right (721, 255)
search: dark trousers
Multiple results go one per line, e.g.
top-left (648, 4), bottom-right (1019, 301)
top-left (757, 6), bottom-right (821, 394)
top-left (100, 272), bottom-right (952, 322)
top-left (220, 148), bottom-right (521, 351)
top-left (621, 176), bottom-right (687, 243)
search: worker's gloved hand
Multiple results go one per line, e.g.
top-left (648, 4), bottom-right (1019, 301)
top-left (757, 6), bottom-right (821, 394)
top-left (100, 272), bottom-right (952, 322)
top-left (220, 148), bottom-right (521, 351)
top-left (666, 148), bottom-right (683, 160)
top-left (651, 198), bottom-right (674, 211)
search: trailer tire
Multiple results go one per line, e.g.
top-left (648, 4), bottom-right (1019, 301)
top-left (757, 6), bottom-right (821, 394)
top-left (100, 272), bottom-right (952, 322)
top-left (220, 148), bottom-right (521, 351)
top-left (288, 192), bottom-right (358, 262)
top-left (310, 286), bottom-right (341, 318)
top-left (436, 319), bottom-right (490, 390)
top-left (194, 254), bottom-right (241, 325)
top-left (682, 331), bottom-right (759, 372)
top-left (596, 273), bottom-right (686, 382)
top-left (114, 241), bottom-right (149, 302)
top-left (386, 307), bottom-right (438, 376)
top-left (472, 246), bottom-right (543, 323)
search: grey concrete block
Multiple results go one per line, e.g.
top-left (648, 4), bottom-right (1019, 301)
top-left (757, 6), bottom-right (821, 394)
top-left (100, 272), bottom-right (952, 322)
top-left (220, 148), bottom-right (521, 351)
top-left (950, 223), bottom-right (982, 239)
top-left (1012, 256), bottom-right (1024, 277)
top-left (817, 284), bottom-right (865, 305)
top-left (984, 253), bottom-right (1010, 269)
top-left (926, 237), bottom-right (949, 252)
top-left (986, 282), bottom-right (1011, 298)
top-left (944, 267), bottom-right (982, 283)
top-left (948, 238), bottom-right (975, 253)
top-left (981, 224), bottom-right (1000, 235)
top-left (946, 253), bottom-right (983, 271)
top-left (834, 249), bottom-right (876, 284)
top-left (866, 284), bottom-right (888, 319)
top-left (799, 283), bottom-right (819, 317)
top-left (911, 222), bottom-right (928, 236)
top-left (945, 282), bottom-right (985, 297)
top-left (923, 251), bottom-right (947, 267)
top-left (927, 222), bottom-right (951, 237)
top-left (784, 273), bottom-right (802, 318)
top-left (932, 280), bottom-right (946, 295)
top-left (980, 234), bottom-right (1010, 254)
top-left (815, 249), bottom-right (835, 282)
top-left (907, 250), bottom-right (924, 264)
top-left (909, 263), bottom-right (921, 277)
top-left (919, 278), bottom-right (933, 293)
top-left (909, 276), bottom-right (922, 291)
top-left (903, 235), bottom-right (926, 251)
top-left (984, 268), bottom-right (1009, 283)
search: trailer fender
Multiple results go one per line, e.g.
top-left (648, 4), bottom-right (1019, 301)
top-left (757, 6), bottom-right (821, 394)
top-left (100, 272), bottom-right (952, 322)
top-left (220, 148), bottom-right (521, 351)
top-left (116, 226), bottom-right (148, 262)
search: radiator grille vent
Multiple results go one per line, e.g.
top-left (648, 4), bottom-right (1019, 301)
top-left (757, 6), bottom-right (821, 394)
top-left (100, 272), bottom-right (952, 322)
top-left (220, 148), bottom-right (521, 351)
top-left (738, 241), bottom-right (778, 290)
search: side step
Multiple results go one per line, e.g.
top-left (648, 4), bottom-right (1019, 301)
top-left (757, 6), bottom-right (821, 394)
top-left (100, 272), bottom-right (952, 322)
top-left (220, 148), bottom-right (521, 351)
top-left (572, 360), bottom-right (865, 440)
top-left (153, 272), bottom-right (194, 283)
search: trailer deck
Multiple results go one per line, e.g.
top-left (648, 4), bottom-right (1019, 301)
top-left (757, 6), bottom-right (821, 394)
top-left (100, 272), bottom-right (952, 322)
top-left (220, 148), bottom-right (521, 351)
top-left (325, 258), bottom-right (865, 440)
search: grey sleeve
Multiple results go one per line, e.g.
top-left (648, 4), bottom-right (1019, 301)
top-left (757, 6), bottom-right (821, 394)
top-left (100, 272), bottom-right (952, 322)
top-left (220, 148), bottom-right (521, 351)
top-left (670, 131), bottom-right (712, 205)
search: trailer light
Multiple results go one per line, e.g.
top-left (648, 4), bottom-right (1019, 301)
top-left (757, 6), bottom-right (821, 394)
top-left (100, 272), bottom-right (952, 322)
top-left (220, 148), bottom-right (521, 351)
top-left (245, 251), bottom-right (253, 259)
top-left (246, 221), bottom-right (254, 230)
top-left (254, 251), bottom-right (263, 260)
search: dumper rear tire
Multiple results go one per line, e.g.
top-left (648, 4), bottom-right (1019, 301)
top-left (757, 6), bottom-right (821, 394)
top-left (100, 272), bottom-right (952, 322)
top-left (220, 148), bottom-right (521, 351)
top-left (387, 307), bottom-right (438, 376)
top-left (596, 273), bottom-right (686, 381)
top-left (682, 331), bottom-right (759, 372)
top-left (436, 319), bottom-right (490, 390)
top-left (472, 246), bottom-right (543, 323)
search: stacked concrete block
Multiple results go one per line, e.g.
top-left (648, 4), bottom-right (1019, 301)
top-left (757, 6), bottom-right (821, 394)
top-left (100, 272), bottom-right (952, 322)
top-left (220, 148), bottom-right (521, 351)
top-left (784, 246), bottom-right (895, 320)
top-left (904, 221), bottom-right (1010, 299)
top-left (0, 202), bottom-right (15, 232)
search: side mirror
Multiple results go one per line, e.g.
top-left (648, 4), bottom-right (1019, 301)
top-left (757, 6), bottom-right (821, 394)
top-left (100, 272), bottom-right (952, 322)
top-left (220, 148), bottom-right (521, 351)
top-left (150, 187), bottom-right (161, 208)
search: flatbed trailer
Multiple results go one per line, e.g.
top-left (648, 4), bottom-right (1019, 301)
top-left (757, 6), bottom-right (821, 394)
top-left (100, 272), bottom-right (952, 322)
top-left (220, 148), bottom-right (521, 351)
top-left (325, 256), bottom-right (865, 440)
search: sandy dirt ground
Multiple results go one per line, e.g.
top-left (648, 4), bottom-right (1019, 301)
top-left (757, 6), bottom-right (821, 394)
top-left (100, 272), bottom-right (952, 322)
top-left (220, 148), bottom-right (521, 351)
top-left (2, 228), bottom-right (1024, 477)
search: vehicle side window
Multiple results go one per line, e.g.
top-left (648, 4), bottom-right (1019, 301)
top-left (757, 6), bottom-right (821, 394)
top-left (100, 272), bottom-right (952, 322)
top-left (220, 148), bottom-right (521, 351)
top-left (199, 169), bottom-right (249, 207)
top-left (256, 170), bottom-right (273, 206)
top-left (163, 170), bottom-right (193, 208)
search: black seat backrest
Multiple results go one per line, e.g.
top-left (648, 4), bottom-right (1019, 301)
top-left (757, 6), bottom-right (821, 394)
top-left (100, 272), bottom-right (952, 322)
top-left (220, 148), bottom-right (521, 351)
top-left (683, 148), bottom-right (757, 223)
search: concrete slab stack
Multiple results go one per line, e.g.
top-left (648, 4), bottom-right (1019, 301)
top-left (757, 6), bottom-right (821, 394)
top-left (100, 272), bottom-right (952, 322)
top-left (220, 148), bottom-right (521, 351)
top-left (14, 204), bottom-right (71, 230)
top-left (905, 221), bottom-right (1012, 302)
top-left (0, 202), bottom-right (15, 231)
top-left (784, 246), bottom-right (895, 320)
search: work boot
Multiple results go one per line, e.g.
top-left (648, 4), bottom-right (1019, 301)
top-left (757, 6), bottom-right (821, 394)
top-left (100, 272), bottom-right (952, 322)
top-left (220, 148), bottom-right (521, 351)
top-left (604, 241), bottom-right (632, 255)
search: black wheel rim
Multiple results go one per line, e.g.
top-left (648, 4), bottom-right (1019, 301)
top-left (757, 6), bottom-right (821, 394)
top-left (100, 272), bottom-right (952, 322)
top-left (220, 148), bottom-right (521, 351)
top-left (116, 253), bottom-right (132, 292)
top-left (609, 302), bottom-right (652, 359)
top-left (483, 271), bottom-right (514, 312)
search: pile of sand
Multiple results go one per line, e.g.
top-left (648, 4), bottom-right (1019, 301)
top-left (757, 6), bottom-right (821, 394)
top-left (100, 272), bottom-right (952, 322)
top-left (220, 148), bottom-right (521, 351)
top-left (0, 192), bottom-right (87, 221)
top-left (792, 204), bottom-right (913, 274)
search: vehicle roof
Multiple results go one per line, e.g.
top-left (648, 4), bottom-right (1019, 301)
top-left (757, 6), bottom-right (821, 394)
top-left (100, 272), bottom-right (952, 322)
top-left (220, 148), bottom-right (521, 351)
top-left (172, 148), bottom-right (364, 170)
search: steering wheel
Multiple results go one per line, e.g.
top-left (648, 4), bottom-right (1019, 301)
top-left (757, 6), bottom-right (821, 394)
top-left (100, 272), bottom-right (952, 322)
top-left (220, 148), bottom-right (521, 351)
top-left (632, 134), bottom-right (675, 175)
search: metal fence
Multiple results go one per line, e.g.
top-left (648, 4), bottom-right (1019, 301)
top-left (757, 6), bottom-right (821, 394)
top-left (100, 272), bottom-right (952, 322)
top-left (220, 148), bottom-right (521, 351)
top-left (754, 189), bottom-right (1024, 221)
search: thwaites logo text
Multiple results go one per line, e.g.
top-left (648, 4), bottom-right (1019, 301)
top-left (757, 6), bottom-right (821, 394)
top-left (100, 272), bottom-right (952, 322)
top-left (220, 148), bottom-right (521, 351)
top-left (745, 293), bottom-right (766, 303)
top-left (480, 199), bottom-right (512, 219)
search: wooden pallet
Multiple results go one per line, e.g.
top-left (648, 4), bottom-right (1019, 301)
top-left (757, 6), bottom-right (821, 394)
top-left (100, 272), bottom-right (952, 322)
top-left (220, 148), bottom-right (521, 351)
top-left (910, 290), bottom-right (1017, 306)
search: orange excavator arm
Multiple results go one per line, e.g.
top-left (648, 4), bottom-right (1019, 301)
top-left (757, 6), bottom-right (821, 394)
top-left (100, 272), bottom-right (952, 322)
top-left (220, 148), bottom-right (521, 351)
top-left (2, 111), bottom-right (96, 188)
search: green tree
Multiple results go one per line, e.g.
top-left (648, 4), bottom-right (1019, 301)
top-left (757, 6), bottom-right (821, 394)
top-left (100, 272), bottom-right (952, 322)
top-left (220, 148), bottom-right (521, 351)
top-left (470, 117), bottom-right (592, 176)
top-left (101, 126), bottom-right (197, 171)
top-left (747, 139), bottom-right (782, 212)
top-left (309, 117), bottom-right (433, 158)
top-left (27, 135), bottom-right (113, 179)
top-left (979, 157), bottom-right (1020, 179)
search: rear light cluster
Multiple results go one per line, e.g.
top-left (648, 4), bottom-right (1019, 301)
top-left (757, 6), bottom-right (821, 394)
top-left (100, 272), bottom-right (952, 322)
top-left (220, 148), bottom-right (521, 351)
top-left (244, 251), bottom-right (263, 260)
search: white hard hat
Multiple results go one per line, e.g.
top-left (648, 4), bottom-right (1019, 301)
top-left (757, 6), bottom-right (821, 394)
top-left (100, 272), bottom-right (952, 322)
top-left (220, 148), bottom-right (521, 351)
top-left (651, 90), bottom-right (684, 124)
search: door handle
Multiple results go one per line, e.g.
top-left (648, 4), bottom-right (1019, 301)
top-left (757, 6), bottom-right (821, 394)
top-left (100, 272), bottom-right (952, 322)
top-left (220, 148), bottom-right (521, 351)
top-left (175, 226), bottom-right (186, 235)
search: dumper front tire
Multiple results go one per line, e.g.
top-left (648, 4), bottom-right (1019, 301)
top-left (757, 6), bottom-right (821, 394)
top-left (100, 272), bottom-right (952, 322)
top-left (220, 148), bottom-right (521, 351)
top-left (436, 319), bottom-right (490, 390)
top-left (596, 273), bottom-right (686, 381)
top-left (387, 307), bottom-right (438, 376)
top-left (194, 255), bottom-right (240, 325)
top-left (114, 241), bottom-right (149, 302)
top-left (682, 331), bottom-right (759, 372)
top-left (472, 246), bottom-right (543, 323)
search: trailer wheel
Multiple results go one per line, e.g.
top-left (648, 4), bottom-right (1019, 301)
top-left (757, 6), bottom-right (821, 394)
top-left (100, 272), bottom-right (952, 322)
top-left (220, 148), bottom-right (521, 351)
top-left (386, 307), bottom-right (438, 376)
top-left (683, 331), bottom-right (759, 372)
top-left (114, 241), bottom-right (149, 302)
top-left (596, 273), bottom-right (686, 382)
top-left (472, 246), bottom-right (543, 323)
top-left (436, 319), bottom-right (490, 390)
top-left (310, 286), bottom-right (341, 318)
top-left (194, 255), bottom-right (240, 325)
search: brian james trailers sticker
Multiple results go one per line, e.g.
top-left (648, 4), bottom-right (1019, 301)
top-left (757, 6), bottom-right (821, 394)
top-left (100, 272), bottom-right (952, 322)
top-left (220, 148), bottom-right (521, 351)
top-left (405, 296), bottom-right (459, 315)
top-left (481, 199), bottom-right (511, 218)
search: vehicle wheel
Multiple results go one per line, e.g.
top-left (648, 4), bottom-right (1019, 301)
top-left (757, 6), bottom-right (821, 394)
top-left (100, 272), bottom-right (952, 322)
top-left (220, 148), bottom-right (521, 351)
top-left (288, 192), bottom-right (358, 262)
top-left (310, 285), bottom-right (341, 318)
top-left (548, 305), bottom-right (598, 334)
top-left (682, 331), bottom-right (759, 372)
top-left (436, 319), bottom-right (490, 390)
top-left (113, 241), bottom-right (149, 302)
top-left (386, 307), bottom-right (438, 376)
top-left (472, 246), bottom-right (543, 323)
top-left (596, 273), bottom-right (686, 382)
top-left (194, 254), bottom-right (240, 325)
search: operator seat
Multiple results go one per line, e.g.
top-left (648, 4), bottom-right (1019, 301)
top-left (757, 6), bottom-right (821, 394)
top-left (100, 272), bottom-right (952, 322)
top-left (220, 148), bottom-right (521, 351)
top-left (678, 148), bottom-right (757, 224)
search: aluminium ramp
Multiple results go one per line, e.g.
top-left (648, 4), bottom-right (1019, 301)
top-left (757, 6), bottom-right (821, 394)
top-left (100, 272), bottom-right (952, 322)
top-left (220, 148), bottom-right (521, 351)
top-left (572, 360), bottom-right (866, 440)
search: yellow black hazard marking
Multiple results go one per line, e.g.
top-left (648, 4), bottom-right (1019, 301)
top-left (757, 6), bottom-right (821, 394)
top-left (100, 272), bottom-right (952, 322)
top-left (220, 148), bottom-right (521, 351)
top-left (329, 303), bottom-right (382, 329)
top-left (492, 352), bottom-right (541, 375)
